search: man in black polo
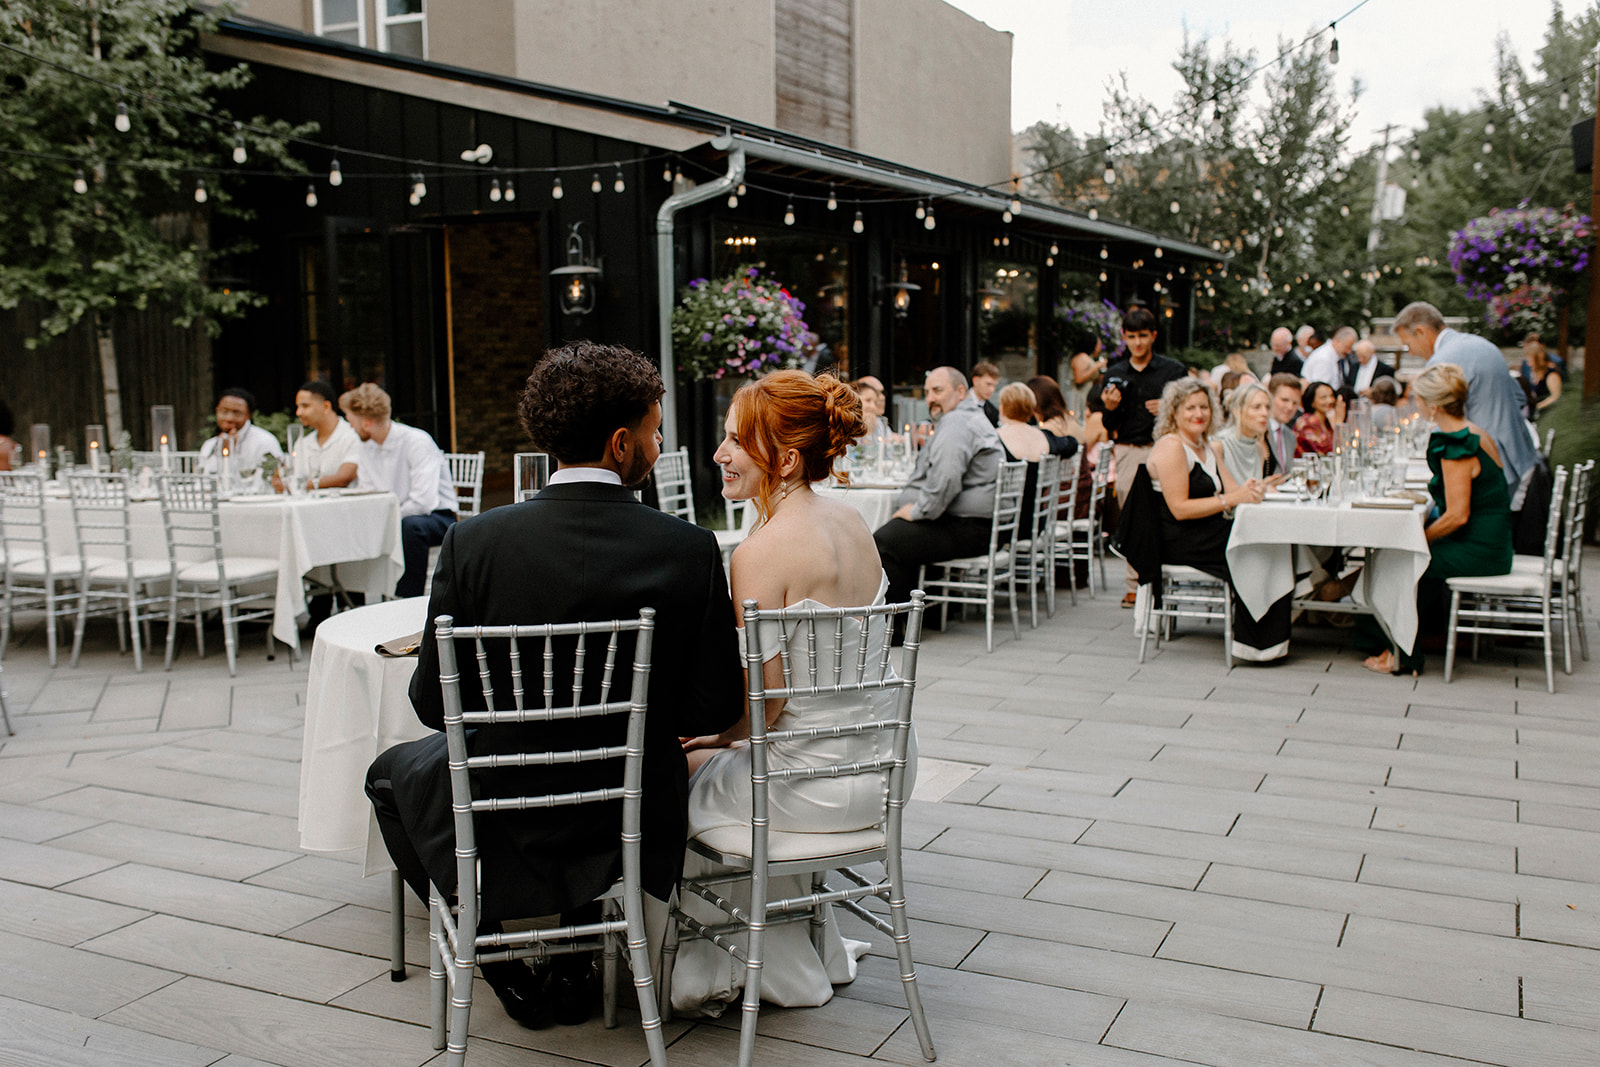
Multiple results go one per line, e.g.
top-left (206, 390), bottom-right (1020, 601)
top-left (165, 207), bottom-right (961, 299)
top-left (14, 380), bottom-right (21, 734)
top-left (1087, 306), bottom-right (1188, 606)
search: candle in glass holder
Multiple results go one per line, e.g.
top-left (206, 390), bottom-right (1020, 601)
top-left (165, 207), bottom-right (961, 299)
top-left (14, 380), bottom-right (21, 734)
top-left (903, 423), bottom-right (913, 464)
top-left (29, 424), bottom-right (50, 474)
top-left (151, 405), bottom-right (176, 470)
top-left (86, 424), bottom-right (105, 474)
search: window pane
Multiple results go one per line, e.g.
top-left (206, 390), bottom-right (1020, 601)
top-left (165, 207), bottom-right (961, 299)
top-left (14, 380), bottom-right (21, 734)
top-left (385, 20), bottom-right (425, 58)
top-left (323, 0), bottom-right (359, 25)
top-left (387, 0), bottom-right (423, 17)
top-left (325, 27), bottom-right (360, 44)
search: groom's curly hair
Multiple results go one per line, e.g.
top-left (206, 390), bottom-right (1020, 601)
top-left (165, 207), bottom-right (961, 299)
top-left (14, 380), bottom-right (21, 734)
top-left (519, 342), bottom-right (663, 463)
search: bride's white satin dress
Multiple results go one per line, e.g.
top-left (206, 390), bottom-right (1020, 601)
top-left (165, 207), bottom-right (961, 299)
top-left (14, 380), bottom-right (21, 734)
top-left (671, 573), bottom-right (918, 1016)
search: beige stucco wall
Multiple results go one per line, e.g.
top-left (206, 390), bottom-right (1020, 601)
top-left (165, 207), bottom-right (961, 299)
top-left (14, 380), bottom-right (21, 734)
top-left (427, 0), bottom-right (518, 79)
top-left (238, 0), bottom-right (309, 32)
top-left (853, 0), bottom-right (1012, 186)
top-left (510, 0), bottom-right (776, 125)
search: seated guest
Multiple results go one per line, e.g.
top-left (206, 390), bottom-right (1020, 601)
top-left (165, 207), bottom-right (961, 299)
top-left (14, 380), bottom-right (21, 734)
top-left (1344, 339), bottom-right (1396, 395)
top-left (1294, 381), bottom-right (1338, 454)
top-left (851, 375), bottom-right (893, 440)
top-left (995, 383), bottom-right (1051, 463)
top-left (199, 387), bottom-right (283, 474)
top-left (971, 362), bottom-right (1002, 426)
top-left (1265, 373), bottom-right (1302, 473)
top-left (1064, 338), bottom-right (1107, 418)
top-left (284, 380), bottom-right (359, 490)
top-left (1268, 326), bottom-right (1302, 377)
top-left (873, 367), bottom-right (1003, 606)
top-left (1144, 379), bottom-right (1287, 661)
top-left (1355, 364), bottom-right (1512, 675)
top-left (339, 383), bottom-right (458, 598)
top-left (1519, 338), bottom-right (1563, 419)
top-left (1368, 376), bottom-right (1401, 431)
top-left (368, 342), bottom-right (742, 1029)
top-left (1024, 375), bottom-right (1087, 457)
top-left (675, 370), bottom-right (905, 1014)
top-left (1303, 326), bottom-right (1356, 388)
top-left (0, 398), bottom-right (15, 471)
top-left (1213, 382), bottom-right (1276, 483)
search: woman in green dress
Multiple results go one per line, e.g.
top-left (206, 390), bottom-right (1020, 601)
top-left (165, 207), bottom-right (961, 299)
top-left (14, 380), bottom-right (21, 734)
top-left (1355, 363), bottom-right (1513, 674)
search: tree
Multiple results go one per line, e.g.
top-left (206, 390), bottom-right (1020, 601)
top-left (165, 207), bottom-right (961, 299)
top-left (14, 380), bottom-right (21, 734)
top-left (0, 0), bottom-right (309, 438)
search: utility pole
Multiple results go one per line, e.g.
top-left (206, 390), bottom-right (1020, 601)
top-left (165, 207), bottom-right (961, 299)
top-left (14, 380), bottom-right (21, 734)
top-left (1586, 43), bottom-right (1600, 400)
top-left (1367, 124), bottom-right (1399, 254)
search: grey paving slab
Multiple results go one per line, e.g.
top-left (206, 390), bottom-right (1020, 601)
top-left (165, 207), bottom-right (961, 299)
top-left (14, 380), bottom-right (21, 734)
top-left (0, 835), bottom-right (123, 888)
top-left (51, 754), bottom-right (299, 818)
top-left (908, 882), bottom-right (1171, 955)
top-left (63, 861), bottom-right (339, 935)
top-left (49, 820), bottom-right (298, 880)
top-left (1105, 1000), bottom-right (1476, 1067)
top-left (0, 797), bottom-right (103, 842)
top-left (977, 784), bottom-right (1240, 834)
top-left (247, 855), bottom-right (424, 915)
top-left (698, 988), bottom-right (909, 1056)
top-left (1256, 773), bottom-right (1520, 822)
top-left (1313, 986), bottom-right (1598, 1066)
top-left (837, 909), bottom-right (985, 969)
top-left (1073, 820), bottom-right (1365, 881)
top-left (1228, 813), bottom-right (1519, 871)
top-left (282, 903), bottom-right (433, 965)
top-left (0, 994), bottom-right (226, 1067)
top-left (961, 931), bottom-right (1320, 1029)
top-left (157, 685), bottom-right (233, 730)
top-left (104, 976), bottom-right (436, 1067)
top-left (1197, 863), bottom-right (1515, 935)
top-left (1279, 737), bottom-right (1518, 779)
top-left (0, 927), bottom-right (179, 1016)
top-left (1116, 778), bottom-right (1379, 828)
top-left (26, 674), bottom-right (109, 713)
top-left (89, 680), bottom-right (169, 722)
top-left (0, 875), bottom-right (148, 945)
top-left (904, 796), bottom-right (1095, 845)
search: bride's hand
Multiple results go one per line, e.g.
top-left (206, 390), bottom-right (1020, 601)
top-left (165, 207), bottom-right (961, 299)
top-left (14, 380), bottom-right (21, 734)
top-left (681, 734), bottom-right (724, 753)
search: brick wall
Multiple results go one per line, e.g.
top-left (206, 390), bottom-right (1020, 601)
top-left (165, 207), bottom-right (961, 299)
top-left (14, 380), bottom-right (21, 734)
top-left (447, 219), bottom-right (543, 480)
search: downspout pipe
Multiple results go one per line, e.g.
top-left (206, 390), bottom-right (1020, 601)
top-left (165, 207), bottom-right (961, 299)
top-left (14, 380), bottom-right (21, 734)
top-left (656, 139), bottom-right (745, 454)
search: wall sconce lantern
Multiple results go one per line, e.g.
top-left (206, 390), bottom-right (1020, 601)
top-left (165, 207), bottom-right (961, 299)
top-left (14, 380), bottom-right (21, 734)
top-left (885, 258), bottom-right (921, 319)
top-left (550, 221), bottom-right (603, 316)
top-left (977, 286), bottom-right (1005, 318)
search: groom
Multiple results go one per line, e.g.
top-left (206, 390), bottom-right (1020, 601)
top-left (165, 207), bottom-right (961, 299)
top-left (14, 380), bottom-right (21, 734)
top-left (366, 341), bottom-right (743, 1029)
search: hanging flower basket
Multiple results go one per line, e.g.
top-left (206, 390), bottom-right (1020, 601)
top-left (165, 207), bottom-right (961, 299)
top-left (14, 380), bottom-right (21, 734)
top-left (1053, 297), bottom-right (1122, 356)
top-left (670, 268), bottom-right (818, 381)
top-left (1447, 203), bottom-right (1591, 303)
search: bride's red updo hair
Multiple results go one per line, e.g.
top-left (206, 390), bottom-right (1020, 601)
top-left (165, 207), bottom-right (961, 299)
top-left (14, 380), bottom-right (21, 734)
top-left (729, 370), bottom-right (867, 522)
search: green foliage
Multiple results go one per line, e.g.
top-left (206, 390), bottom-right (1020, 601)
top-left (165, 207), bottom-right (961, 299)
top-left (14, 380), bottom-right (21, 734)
top-left (1166, 346), bottom-right (1225, 370)
top-left (1540, 372), bottom-right (1600, 540)
top-left (0, 0), bottom-right (315, 343)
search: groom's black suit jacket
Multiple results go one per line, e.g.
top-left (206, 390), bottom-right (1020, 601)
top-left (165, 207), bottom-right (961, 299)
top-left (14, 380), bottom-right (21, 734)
top-left (393, 480), bottom-right (743, 919)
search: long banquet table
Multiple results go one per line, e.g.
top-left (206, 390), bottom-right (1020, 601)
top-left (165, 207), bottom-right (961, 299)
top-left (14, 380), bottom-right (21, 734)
top-left (42, 490), bottom-right (403, 650)
top-left (816, 480), bottom-right (902, 532)
top-left (1226, 499), bottom-right (1431, 651)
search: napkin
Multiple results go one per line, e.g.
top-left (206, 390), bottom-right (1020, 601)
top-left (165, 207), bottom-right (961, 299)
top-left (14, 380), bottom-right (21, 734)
top-left (375, 631), bottom-right (424, 657)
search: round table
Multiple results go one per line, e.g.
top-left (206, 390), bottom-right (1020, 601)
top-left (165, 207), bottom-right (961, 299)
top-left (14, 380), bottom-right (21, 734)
top-left (298, 596), bottom-right (431, 872)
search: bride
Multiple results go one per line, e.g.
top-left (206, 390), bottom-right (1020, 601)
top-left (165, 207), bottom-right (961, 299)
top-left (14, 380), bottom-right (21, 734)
top-left (672, 369), bottom-right (916, 1015)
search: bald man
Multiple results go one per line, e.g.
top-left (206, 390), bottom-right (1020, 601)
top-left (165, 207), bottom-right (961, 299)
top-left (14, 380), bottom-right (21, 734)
top-left (1343, 339), bottom-right (1396, 395)
top-left (1268, 327), bottom-right (1302, 377)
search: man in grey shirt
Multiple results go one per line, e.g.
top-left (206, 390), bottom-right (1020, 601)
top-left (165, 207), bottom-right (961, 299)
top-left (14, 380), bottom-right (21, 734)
top-left (873, 366), bottom-right (1003, 605)
top-left (1394, 301), bottom-right (1537, 492)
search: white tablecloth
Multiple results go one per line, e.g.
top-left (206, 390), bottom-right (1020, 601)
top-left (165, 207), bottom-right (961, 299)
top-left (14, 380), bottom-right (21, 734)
top-left (298, 596), bottom-right (431, 874)
top-left (1227, 502), bottom-right (1431, 650)
top-left (42, 491), bottom-right (403, 648)
top-left (816, 483), bottom-right (901, 532)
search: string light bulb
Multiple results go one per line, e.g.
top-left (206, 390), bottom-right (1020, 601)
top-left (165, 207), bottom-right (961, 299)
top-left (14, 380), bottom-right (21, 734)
top-left (1002, 208), bottom-right (1012, 224)
top-left (1485, 121), bottom-right (1495, 135)
top-left (852, 210), bottom-right (864, 234)
top-left (784, 199), bottom-right (795, 226)
top-left (489, 178), bottom-right (502, 202)
top-left (328, 158), bottom-right (343, 186)
top-left (552, 176), bottom-right (564, 199)
top-left (305, 183), bottom-right (317, 208)
top-left (1087, 207), bottom-right (1098, 221)
top-left (1340, 204), bottom-right (1350, 217)
top-left (232, 122), bottom-right (246, 164)
top-left (915, 200), bottom-right (925, 220)
top-left (1046, 256), bottom-right (1054, 266)
top-left (503, 179), bottom-right (516, 202)
top-left (591, 173), bottom-right (602, 194)
top-left (1482, 140), bottom-right (1492, 154)
top-left (1169, 199), bottom-right (1180, 214)
top-left (827, 184), bottom-right (837, 211)
top-left (1560, 85), bottom-right (1571, 110)
top-left (193, 178), bottom-right (207, 204)
top-left (114, 101), bottom-right (130, 132)
top-left (1001, 235), bottom-right (1010, 247)
top-left (1100, 245), bottom-right (1108, 260)
top-left (1099, 271), bottom-right (1108, 282)
top-left (1050, 243), bottom-right (1058, 255)
top-left (1329, 24), bottom-right (1339, 64)
top-left (923, 204), bottom-right (936, 230)
top-left (727, 192), bottom-right (739, 208)
top-left (411, 173), bottom-right (427, 199)
top-left (614, 167), bottom-right (625, 193)
top-left (736, 182), bottom-right (745, 196)
top-left (73, 168), bottom-right (88, 194)
top-left (1102, 155), bottom-right (1116, 184)
top-left (1154, 247), bottom-right (1163, 258)
top-left (663, 160), bottom-right (674, 182)
top-left (674, 166), bottom-right (683, 184)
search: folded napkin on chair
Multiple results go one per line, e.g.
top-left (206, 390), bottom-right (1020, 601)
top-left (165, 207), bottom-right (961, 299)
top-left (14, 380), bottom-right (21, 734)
top-left (375, 631), bottom-right (424, 657)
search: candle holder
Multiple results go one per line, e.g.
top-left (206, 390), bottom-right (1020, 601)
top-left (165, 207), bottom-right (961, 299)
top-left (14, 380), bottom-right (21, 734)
top-left (151, 405), bottom-right (176, 469)
top-left (86, 424), bottom-right (106, 474)
top-left (29, 424), bottom-right (51, 476)
top-left (285, 423), bottom-right (305, 486)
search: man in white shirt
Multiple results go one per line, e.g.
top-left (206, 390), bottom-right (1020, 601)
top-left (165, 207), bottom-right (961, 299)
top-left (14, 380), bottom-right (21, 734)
top-left (198, 387), bottom-right (283, 475)
top-left (339, 383), bottom-right (459, 597)
top-left (1301, 326), bottom-right (1356, 387)
top-left (285, 380), bottom-right (360, 490)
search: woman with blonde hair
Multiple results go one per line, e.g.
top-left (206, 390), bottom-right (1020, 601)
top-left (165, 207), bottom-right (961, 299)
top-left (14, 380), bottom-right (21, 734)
top-left (1354, 363), bottom-right (1513, 675)
top-left (1144, 378), bottom-right (1288, 661)
top-left (1211, 382), bottom-right (1277, 484)
top-left (676, 370), bottom-right (914, 1015)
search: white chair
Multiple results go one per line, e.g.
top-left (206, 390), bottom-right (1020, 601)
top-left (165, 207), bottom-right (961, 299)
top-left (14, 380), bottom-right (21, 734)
top-left (1542, 427), bottom-right (1556, 458)
top-left (716, 498), bottom-right (756, 573)
top-left (1139, 565), bottom-right (1234, 668)
top-left (427, 610), bottom-right (667, 1067)
top-left (916, 460), bottom-right (1027, 652)
top-left (131, 449), bottom-right (203, 473)
top-left (0, 471), bottom-right (88, 667)
top-left (1512, 459), bottom-right (1592, 671)
top-left (1446, 466), bottom-right (1568, 693)
top-left (67, 472), bottom-right (174, 673)
top-left (0, 663), bottom-right (11, 735)
top-left (157, 473), bottom-right (283, 677)
top-left (1067, 443), bottom-right (1112, 599)
top-left (652, 447), bottom-right (695, 522)
top-left (1012, 454), bottom-right (1062, 629)
top-left (1048, 450), bottom-right (1083, 613)
top-left (661, 593), bottom-right (935, 1067)
top-left (445, 451), bottom-right (486, 518)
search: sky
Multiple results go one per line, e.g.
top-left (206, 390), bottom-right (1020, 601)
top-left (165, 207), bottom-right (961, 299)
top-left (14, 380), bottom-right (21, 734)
top-left (944, 0), bottom-right (1560, 151)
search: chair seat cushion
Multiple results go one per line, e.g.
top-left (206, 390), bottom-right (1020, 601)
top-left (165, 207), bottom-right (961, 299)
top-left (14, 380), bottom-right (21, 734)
top-left (1446, 572), bottom-right (1543, 595)
top-left (1162, 564), bottom-right (1222, 583)
top-left (88, 557), bottom-right (175, 581)
top-left (713, 529), bottom-right (747, 548)
top-left (1510, 557), bottom-right (1564, 580)
top-left (692, 822), bottom-right (886, 864)
top-left (175, 557), bottom-right (279, 584)
top-left (9, 555), bottom-right (91, 578)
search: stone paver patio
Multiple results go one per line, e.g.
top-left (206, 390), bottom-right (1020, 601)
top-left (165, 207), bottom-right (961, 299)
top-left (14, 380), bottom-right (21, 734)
top-left (1, 557), bottom-right (1596, 1067)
